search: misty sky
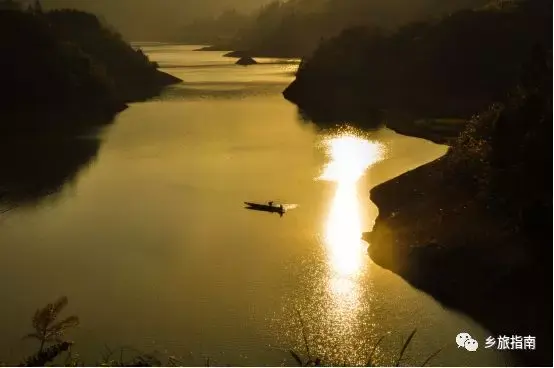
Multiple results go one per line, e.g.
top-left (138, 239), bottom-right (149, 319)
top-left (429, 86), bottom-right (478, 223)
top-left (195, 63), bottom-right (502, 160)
top-left (38, 0), bottom-right (488, 42)
top-left (40, 0), bottom-right (270, 40)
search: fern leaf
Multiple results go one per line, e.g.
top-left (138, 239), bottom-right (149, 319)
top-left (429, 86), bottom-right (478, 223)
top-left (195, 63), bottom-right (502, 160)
top-left (51, 297), bottom-right (69, 320)
top-left (22, 333), bottom-right (42, 341)
top-left (47, 315), bottom-right (79, 334)
top-left (33, 304), bottom-right (54, 333)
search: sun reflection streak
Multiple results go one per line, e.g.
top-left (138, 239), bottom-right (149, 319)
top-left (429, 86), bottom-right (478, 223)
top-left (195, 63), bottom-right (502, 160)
top-left (319, 134), bottom-right (383, 275)
top-left (317, 132), bottom-right (383, 343)
top-left (325, 182), bottom-right (364, 277)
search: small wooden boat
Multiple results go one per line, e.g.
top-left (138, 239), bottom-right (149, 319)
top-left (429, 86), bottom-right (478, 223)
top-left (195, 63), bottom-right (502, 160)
top-left (244, 201), bottom-right (285, 215)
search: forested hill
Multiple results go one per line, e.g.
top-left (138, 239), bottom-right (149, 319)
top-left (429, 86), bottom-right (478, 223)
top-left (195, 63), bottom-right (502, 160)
top-left (283, 0), bottom-right (551, 124)
top-left (180, 0), bottom-right (488, 57)
top-left (0, 1), bottom-right (181, 122)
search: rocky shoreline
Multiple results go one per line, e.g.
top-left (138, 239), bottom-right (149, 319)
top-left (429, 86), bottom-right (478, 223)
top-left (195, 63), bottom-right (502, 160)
top-left (363, 151), bottom-right (551, 366)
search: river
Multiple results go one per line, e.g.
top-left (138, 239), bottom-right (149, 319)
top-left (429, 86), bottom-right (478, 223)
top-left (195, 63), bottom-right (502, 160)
top-left (0, 44), bottom-right (508, 366)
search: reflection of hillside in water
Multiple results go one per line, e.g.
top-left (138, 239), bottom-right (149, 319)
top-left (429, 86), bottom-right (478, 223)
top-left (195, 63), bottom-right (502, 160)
top-left (0, 113), bottom-right (114, 208)
top-left (294, 106), bottom-right (385, 130)
top-left (156, 80), bottom-right (288, 101)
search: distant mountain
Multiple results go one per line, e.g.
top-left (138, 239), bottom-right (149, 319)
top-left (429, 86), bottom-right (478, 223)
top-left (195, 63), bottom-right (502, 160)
top-left (181, 0), bottom-right (490, 57)
top-left (39, 0), bottom-right (272, 40)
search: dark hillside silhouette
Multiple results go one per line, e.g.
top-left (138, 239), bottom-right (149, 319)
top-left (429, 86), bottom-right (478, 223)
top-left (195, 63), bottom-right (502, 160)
top-left (183, 0), bottom-right (489, 57)
top-left (365, 34), bottom-right (552, 368)
top-left (284, 0), bottom-right (551, 126)
top-left (46, 9), bottom-right (180, 102)
top-left (0, 4), bottom-right (181, 122)
top-left (0, 0), bottom-right (21, 10)
top-left (0, 9), bottom-right (119, 114)
top-left (180, 8), bottom-right (249, 45)
top-left (0, 3), bottom-right (180, 208)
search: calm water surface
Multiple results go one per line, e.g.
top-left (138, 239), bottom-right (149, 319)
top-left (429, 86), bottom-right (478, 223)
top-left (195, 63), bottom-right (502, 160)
top-left (0, 45), bottom-right (509, 366)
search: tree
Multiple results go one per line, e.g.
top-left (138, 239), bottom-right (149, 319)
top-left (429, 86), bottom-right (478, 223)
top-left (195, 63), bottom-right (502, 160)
top-left (0, 0), bottom-right (22, 10)
top-left (23, 296), bottom-right (79, 353)
top-left (33, 0), bottom-right (42, 13)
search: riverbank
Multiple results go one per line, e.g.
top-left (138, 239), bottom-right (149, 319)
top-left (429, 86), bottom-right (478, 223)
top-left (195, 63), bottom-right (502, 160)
top-left (362, 47), bottom-right (552, 365)
top-left (363, 153), bottom-right (550, 366)
top-left (0, 7), bottom-right (182, 130)
top-left (281, 0), bottom-right (550, 143)
top-left (0, 7), bottom-right (182, 206)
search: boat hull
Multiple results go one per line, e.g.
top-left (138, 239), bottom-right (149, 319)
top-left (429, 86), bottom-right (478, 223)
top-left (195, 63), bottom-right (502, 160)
top-left (244, 202), bottom-right (284, 214)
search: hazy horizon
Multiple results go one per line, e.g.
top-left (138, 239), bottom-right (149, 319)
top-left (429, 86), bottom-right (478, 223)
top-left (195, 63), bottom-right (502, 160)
top-left (38, 0), bottom-right (488, 42)
top-left (40, 0), bottom-right (271, 40)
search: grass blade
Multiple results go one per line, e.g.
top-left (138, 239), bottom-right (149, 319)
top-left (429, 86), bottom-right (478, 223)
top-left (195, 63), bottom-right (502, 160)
top-left (294, 307), bottom-right (311, 360)
top-left (366, 335), bottom-right (385, 366)
top-left (289, 350), bottom-right (303, 366)
top-left (394, 329), bottom-right (417, 367)
top-left (421, 348), bottom-right (443, 367)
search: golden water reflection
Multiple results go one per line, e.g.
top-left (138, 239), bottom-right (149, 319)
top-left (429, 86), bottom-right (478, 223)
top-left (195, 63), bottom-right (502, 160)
top-left (318, 132), bottom-right (384, 338)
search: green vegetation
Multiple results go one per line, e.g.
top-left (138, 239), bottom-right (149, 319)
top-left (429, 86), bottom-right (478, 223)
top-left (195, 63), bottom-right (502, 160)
top-left (284, 0), bottom-right (550, 126)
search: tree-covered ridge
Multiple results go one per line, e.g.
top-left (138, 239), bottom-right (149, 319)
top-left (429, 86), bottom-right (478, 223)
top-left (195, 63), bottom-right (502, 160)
top-left (181, 0), bottom-right (489, 57)
top-left (284, 0), bottom-right (551, 122)
top-left (448, 45), bottom-right (551, 246)
top-left (366, 45), bottom-right (552, 366)
top-left (0, 2), bottom-right (182, 202)
top-left (46, 9), bottom-right (180, 102)
top-left (0, 3), bottom-right (180, 117)
top-left (0, 8), bottom-right (116, 112)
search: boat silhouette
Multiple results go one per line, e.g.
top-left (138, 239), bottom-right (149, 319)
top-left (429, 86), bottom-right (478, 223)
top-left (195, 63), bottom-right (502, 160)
top-left (244, 201), bottom-right (286, 217)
